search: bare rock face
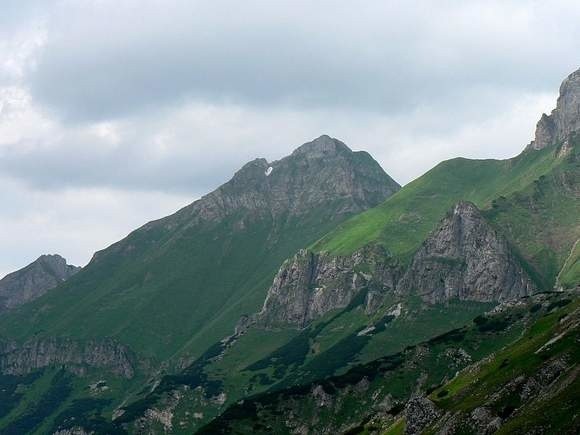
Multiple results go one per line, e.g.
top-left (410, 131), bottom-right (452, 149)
top-left (0, 254), bottom-right (80, 312)
top-left (399, 201), bottom-right (536, 303)
top-left (0, 337), bottom-right (134, 378)
top-left (470, 407), bottom-right (502, 435)
top-left (404, 397), bottom-right (441, 435)
top-left (257, 245), bottom-right (400, 328)
top-left (528, 68), bottom-right (580, 150)
top-left (98, 135), bottom-right (400, 261)
top-left (52, 427), bottom-right (93, 435)
top-left (255, 201), bottom-right (537, 327)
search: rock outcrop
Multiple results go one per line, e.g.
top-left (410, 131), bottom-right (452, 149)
top-left (121, 135), bottom-right (400, 245)
top-left (528, 68), bottom-right (580, 150)
top-left (256, 201), bottom-right (537, 327)
top-left (257, 245), bottom-right (400, 328)
top-left (52, 427), bottom-right (94, 435)
top-left (399, 201), bottom-right (536, 303)
top-left (0, 254), bottom-right (80, 312)
top-left (404, 397), bottom-right (442, 435)
top-left (196, 135), bottom-right (400, 221)
top-left (0, 338), bottom-right (134, 378)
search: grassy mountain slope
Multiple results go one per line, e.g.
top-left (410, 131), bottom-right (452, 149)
top-left (1, 140), bottom-right (573, 433)
top-left (108, 140), bottom-right (578, 431)
top-left (0, 137), bottom-right (398, 364)
top-left (199, 291), bottom-right (580, 434)
top-left (8, 295), bottom-right (492, 434)
top-left (313, 143), bottom-right (576, 279)
top-left (559, 240), bottom-right (580, 289)
top-left (422, 294), bottom-right (580, 434)
top-left (0, 209), bottom-right (346, 361)
top-left (483, 139), bottom-right (579, 288)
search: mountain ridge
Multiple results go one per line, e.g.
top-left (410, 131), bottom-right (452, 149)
top-left (528, 67), bottom-right (580, 150)
top-left (0, 135), bottom-right (399, 364)
top-left (0, 254), bottom-right (80, 313)
top-left (0, 70), bottom-right (578, 434)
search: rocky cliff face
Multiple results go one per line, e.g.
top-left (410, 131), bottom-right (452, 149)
top-left (257, 201), bottom-right (537, 327)
top-left (0, 254), bottom-right (80, 313)
top-left (197, 135), bottom-right (399, 221)
top-left (139, 135), bottom-right (399, 232)
top-left (6, 135), bottom-right (400, 370)
top-left (0, 337), bottom-right (134, 378)
top-left (529, 68), bottom-right (580, 150)
top-left (399, 201), bottom-right (536, 303)
top-left (95, 135), bottom-right (400, 264)
top-left (257, 245), bottom-right (400, 328)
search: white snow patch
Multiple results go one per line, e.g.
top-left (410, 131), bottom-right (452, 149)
top-left (265, 166), bottom-right (273, 176)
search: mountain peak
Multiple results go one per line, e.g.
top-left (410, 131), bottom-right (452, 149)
top-left (0, 254), bottom-right (80, 312)
top-left (37, 253), bottom-right (67, 265)
top-left (170, 136), bottom-right (400, 226)
top-left (291, 135), bottom-right (351, 158)
top-left (529, 67), bottom-right (580, 150)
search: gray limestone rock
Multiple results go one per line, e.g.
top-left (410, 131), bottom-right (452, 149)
top-left (257, 245), bottom-right (400, 328)
top-left (126, 135), bottom-right (400, 240)
top-left (404, 397), bottom-right (442, 435)
top-left (0, 254), bottom-right (80, 312)
top-left (470, 407), bottom-right (502, 435)
top-left (399, 201), bottom-right (536, 303)
top-left (528, 68), bottom-right (580, 150)
top-left (193, 135), bottom-right (400, 222)
top-left (255, 200), bottom-right (537, 329)
top-left (0, 337), bottom-right (134, 378)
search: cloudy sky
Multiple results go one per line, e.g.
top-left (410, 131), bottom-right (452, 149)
top-left (1, 0), bottom-right (579, 277)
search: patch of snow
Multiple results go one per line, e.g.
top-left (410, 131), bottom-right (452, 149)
top-left (265, 166), bottom-right (273, 176)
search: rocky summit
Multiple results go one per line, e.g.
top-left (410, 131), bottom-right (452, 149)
top-left (0, 254), bottom-right (80, 313)
top-left (0, 134), bottom-right (401, 367)
top-left (529, 67), bottom-right (580, 150)
top-left (147, 134), bottom-right (399, 229)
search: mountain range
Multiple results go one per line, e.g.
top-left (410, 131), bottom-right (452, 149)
top-left (0, 68), bottom-right (578, 434)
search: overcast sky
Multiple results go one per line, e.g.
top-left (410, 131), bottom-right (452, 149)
top-left (1, 0), bottom-right (579, 277)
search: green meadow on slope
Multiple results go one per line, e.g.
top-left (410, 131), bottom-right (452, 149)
top-left (423, 294), bottom-right (580, 434)
top-left (168, 139), bottom-right (577, 431)
top-left (0, 137), bottom-right (576, 434)
top-left (314, 141), bottom-right (578, 288)
top-left (0, 138), bottom-right (398, 363)
top-left (0, 209), bottom-right (347, 361)
top-left (75, 139), bottom-right (580, 432)
top-left (200, 291), bottom-right (580, 434)
top-left (559, 241), bottom-right (580, 289)
top-left (0, 67), bottom-right (578, 433)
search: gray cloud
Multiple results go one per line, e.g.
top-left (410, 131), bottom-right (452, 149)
top-left (26, 0), bottom-right (580, 122)
top-left (0, 93), bottom-right (554, 194)
top-left (0, 176), bottom-right (189, 277)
